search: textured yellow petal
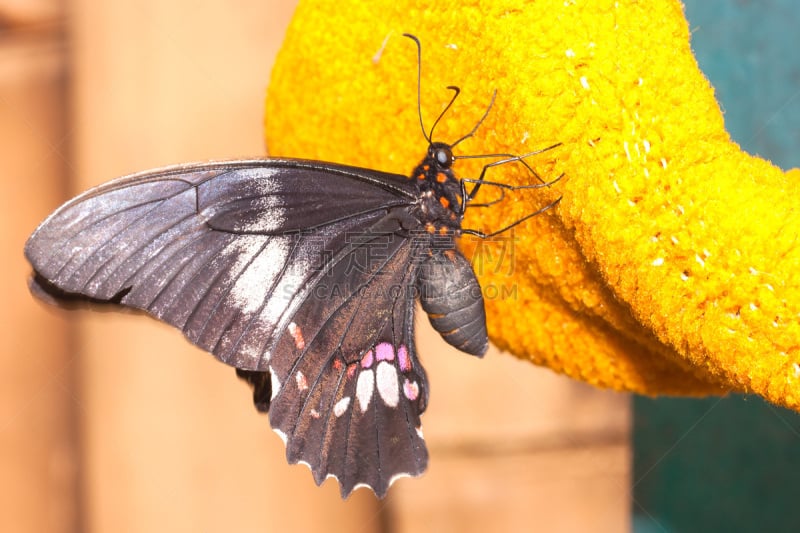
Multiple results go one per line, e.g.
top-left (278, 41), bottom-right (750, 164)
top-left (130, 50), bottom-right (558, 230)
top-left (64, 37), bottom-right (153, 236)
top-left (265, 0), bottom-right (800, 410)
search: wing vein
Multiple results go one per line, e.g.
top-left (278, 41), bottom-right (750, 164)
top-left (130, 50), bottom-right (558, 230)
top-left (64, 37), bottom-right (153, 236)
top-left (53, 189), bottom-right (189, 284)
top-left (87, 211), bottom-right (197, 292)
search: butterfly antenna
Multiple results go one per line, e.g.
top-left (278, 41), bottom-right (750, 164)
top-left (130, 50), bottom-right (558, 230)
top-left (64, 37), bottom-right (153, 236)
top-left (403, 33), bottom-right (432, 143)
top-left (451, 90), bottom-right (497, 149)
top-left (428, 86), bottom-right (461, 142)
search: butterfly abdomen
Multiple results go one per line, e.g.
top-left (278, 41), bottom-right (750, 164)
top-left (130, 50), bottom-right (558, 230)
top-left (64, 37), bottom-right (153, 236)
top-left (417, 249), bottom-right (488, 357)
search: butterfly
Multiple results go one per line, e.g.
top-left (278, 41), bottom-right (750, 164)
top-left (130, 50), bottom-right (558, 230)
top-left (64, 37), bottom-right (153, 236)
top-left (24, 34), bottom-right (560, 498)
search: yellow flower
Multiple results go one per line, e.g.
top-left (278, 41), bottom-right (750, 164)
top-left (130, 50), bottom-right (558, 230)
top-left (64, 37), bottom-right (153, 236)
top-left (265, 0), bottom-right (800, 410)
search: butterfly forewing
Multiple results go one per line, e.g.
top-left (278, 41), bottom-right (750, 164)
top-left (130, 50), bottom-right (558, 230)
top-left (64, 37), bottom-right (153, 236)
top-left (25, 160), bottom-right (415, 367)
top-left (197, 162), bottom-right (415, 233)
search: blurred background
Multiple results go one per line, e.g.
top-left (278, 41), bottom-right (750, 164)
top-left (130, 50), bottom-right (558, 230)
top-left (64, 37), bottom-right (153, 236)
top-left (2, 1), bottom-right (799, 533)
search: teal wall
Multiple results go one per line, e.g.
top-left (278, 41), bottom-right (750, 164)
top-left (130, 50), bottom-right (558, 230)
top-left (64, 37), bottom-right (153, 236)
top-left (633, 2), bottom-right (800, 532)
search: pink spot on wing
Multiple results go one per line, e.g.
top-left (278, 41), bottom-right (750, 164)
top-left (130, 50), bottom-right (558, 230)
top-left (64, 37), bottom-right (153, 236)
top-left (403, 379), bottom-right (419, 401)
top-left (375, 342), bottom-right (395, 361)
top-left (310, 408), bottom-right (321, 419)
top-left (346, 363), bottom-right (358, 379)
top-left (288, 322), bottom-right (305, 351)
top-left (360, 349), bottom-right (374, 369)
top-left (397, 345), bottom-right (411, 372)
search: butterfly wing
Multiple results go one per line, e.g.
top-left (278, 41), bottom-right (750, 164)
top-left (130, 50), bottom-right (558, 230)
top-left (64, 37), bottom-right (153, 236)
top-left (25, 158), bottom-right (431, 496)
top-left (266, 232), bottom-right (429, 497)
top-left (25, 159), bottom-right (415, 371)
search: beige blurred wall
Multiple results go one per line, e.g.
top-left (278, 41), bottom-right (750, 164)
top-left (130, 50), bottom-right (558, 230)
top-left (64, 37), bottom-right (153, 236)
top-left (0, 5), bottom-right (74, 532)
top-left (1, 1), bottom-right (631, 532)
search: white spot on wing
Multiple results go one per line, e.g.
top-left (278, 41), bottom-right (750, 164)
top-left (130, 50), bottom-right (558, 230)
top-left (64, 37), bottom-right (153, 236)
top-left (376, 362), bottom-right (399, 407)
top-left (334, 397), bottom-right (351, 417)
top-left (295, 370), bottom-right (308, 392)
top-left (273, 428), bottom-right (287, 444)
top-left (403, 379), bottom-right (420, 401)
top-left (227, 236), bottom-right (290, 315)
top-left (356, 370), bottom-right (374, 412)
top-left (261, 265), bottom-right (311, 325)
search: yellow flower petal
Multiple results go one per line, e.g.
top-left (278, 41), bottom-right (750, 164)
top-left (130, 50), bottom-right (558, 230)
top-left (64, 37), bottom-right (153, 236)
top-left (265, 0), bottom-right (800, 410)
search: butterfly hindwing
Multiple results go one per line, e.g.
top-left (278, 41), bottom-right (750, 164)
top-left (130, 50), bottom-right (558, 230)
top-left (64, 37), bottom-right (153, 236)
top-left (267, 233), bottom-right (429, 497)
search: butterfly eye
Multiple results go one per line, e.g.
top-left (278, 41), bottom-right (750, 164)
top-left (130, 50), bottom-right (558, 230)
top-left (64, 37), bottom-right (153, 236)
top-left (434, 146), bottom-right (453, 167)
